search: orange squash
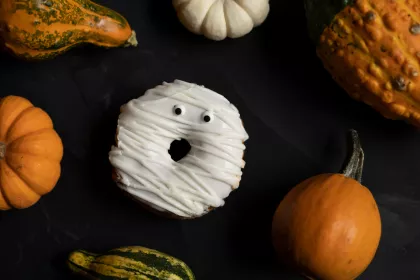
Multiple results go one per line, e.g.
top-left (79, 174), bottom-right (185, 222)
top-left (0, 0), bottom-right (137, 60)
top-left (0, 96), bottom-right (63, 210)
top-left (272, 130), bottom-right (381, 280)
top-left (305, 0), bottom-right (420, 127)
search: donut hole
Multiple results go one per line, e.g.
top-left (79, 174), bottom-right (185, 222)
top-left (169, 139), bottom-right (191, 162)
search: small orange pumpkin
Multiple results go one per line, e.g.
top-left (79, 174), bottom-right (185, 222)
top-left (0, 96), bottom-right (63, 210)
top-left (272, 130), bottom-right (381, 280)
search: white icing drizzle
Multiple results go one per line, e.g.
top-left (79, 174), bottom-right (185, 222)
top-left (109, 80), bottom-right (249, 218)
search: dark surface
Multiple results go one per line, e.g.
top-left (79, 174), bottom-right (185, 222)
top-left (1, 1), bottom-right (420, 279)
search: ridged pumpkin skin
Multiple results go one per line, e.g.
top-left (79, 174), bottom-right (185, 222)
top-left (0, 96), bottom-right (63, 210)
top-left (0, 0), bottom-right (138, 60)
top-left (272, 174), bottom-right (381, 280)
top-left (68, 246), bottom-right (195, 280)
top-left (309, 0), bottom-right (420, 127)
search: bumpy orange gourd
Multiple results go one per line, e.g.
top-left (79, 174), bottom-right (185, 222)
top-left (272, 130), bottom-right (381, 280)
top-left (307, 0), bottom-right (420, 127)
top-left (0, 96), bottom-right (63, 210)
top-left (0, 0), bottom-right (137, 60)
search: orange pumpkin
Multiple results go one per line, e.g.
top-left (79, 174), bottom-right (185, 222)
top-left (272, 130), bottom-right (381, 280)
top-left (0, 96), bottom-right (63, 210)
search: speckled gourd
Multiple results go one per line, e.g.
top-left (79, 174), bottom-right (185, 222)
top-left (0, 0), bottom-right (137, 60)
top-left (305, 0), bottom-right (420, 127)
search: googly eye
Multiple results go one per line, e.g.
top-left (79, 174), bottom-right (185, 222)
top-left (202, 111), bottom-right (213, 123)
top-left (173, 105), bottom-right (185, 116)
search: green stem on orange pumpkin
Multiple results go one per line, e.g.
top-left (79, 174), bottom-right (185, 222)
top-left (342, 129), bottom-right (364, 182)
top-left (0, 142), bottom-right (6, 160)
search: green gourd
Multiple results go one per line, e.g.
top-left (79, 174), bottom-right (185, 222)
top-left (68, 246), bottom-right (195, 280)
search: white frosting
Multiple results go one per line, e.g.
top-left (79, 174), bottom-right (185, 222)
top-left (109, 80), bottom-right (249, 218)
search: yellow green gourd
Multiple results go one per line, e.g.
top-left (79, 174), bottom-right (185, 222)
top-left (68, 246), bottom-right (195, 280)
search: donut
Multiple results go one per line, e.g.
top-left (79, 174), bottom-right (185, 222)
top-left (109, 80), bottom-right (249, 219)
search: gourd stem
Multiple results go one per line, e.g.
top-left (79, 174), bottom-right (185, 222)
top-left (67, 250), bottom-right (97, 277)
top-left (0, 142), bottom-right (6, 160)
top-left (341, 129), bottom-right (364, 182)
top-left (125, 31), bottom-right (138, 47)
top-left (304, 0), bottom-right (355, 43)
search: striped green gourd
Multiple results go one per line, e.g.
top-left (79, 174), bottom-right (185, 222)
top-left (67, 246), bottom-right (195, 280)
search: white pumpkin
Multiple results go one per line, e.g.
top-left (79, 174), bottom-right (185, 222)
top-left (173, 0), bottom-right (270, 41)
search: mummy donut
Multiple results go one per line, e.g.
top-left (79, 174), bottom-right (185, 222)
top-left (109, 80), bottom-right (249, 218)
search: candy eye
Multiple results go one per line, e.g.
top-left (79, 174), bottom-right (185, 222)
top-left (173, 105), bottom-right (185, 116)
top-left (202, 111), bottom-right (213, 123)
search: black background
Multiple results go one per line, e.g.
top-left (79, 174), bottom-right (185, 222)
top-left (1, 0), bottom-right (420, 279)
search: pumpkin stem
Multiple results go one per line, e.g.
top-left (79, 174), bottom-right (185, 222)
top-left (342, 129), bottom-right (364, 182)
top-left (0, 142), bottom-right (6, 160)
